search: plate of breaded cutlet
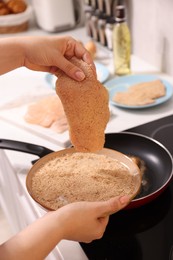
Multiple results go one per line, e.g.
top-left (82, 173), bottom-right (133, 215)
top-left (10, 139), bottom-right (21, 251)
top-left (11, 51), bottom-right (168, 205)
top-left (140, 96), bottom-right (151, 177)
top-left (105, 74), bottom-right (173, 109)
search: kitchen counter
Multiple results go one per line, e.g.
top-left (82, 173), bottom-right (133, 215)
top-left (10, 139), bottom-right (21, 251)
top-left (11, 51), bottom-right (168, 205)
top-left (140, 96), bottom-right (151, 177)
top-left (0, 26), bottom-right (173, 260)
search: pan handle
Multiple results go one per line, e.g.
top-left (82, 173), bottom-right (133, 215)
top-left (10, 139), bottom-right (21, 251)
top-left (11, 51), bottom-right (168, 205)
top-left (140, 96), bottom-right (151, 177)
top-left (0, 139), bottom-right (53, 158)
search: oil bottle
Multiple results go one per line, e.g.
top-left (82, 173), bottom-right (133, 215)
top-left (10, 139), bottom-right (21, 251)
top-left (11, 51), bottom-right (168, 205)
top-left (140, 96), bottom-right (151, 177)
top-left (113, 0), bottom-right (131, 76)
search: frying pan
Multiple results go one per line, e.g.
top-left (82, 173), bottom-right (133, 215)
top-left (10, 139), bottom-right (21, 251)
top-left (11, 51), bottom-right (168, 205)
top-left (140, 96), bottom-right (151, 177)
top-left (104, 132), bottom-right (173, 208)
top-left (0, 132), bottom-right (172, 209)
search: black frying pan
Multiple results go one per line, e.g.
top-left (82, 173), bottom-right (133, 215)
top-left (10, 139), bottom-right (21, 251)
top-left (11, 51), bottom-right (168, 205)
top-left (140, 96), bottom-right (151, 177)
top-left (0, 138), bottom-right (53, 163)
top-left (104, 132), bottom-right (173, 208)
top-left (0, 132), bottom-right (172, 209)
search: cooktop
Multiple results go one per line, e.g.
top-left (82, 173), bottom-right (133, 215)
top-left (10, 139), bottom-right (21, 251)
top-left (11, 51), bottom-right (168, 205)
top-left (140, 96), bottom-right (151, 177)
top-left (81, 114), bottom-right (173, 260)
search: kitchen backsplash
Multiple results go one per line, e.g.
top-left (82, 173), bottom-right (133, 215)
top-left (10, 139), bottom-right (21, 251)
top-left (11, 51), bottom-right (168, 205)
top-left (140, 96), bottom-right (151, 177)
top-left (127, 0), bottom-right (173, 76)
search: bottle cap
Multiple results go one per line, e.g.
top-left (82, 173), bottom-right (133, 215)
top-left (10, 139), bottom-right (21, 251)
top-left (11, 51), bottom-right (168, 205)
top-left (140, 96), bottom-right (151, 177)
top-left (115, 0), bottom-right (126, 23)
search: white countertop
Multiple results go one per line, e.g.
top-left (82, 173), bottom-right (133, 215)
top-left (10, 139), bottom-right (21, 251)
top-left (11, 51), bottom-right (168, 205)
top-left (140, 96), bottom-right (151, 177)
top-left (1, 26), bottom-right (173, 260)
top-left (1, 66), bottom-right (173, 158)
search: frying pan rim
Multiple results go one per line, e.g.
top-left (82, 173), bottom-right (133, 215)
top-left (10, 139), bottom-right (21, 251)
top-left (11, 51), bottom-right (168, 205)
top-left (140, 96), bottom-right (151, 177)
top-left (26, 147), bottom-right (142, 211)
top-left (105, 131), bottom-right (173, 202)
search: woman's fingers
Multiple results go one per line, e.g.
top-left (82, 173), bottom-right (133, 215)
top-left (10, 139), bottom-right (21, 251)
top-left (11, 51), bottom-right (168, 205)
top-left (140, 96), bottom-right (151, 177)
top-left (52, 55), bottom-right (85, 81)
top-left (54, 39), bottom-right (95, 80)
top-left (96, 195), bottom-right (130, 218)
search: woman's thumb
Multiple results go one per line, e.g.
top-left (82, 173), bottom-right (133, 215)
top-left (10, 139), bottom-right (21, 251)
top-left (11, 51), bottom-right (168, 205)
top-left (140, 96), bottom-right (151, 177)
top-left (98, 195), bottom-right (130, 218)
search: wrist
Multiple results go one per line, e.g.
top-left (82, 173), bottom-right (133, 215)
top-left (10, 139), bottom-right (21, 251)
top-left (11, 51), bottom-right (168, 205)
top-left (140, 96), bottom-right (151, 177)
top-left (44, 210), bottom-right (67, 240)
top-left (6, 37), bottom-right (25, 67)
top-left (0, 37), bottom-right (25, 75)
top-left (51, 208), bottom-right (73, 240)
top-left (13, 37), bottom-right (26, 68)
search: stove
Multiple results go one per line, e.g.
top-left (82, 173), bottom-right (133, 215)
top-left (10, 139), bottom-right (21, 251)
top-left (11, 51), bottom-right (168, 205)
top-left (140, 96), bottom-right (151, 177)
top-left (81, 114), bottom-right (173, 260)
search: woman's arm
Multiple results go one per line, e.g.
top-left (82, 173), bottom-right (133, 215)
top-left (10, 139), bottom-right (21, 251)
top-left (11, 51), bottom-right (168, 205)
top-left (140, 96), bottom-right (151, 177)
top-left (0, 196), bottom-right (129, 260)
top-left (0, 36), bottom-right (94, 80)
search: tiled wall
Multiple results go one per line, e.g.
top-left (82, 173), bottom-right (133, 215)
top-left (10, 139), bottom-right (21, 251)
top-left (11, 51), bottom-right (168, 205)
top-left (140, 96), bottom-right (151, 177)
top-left (127, 0), bottom-right (173, 76)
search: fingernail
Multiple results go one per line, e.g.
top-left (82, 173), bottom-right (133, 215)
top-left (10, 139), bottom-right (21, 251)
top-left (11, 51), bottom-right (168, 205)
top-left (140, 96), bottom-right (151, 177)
top-left (83, 53), bottom-right (91, 64)
top-left (75, 71), bottom-right (85, 81)
top-left (119, 195), bottom-right (130, 205)
top-left (83, 53), bottom-right (95, 69)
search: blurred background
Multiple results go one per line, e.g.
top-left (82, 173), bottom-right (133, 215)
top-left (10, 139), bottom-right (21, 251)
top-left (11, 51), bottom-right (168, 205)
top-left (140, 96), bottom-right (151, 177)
top-left (0, 0), bottom-right (173, 76)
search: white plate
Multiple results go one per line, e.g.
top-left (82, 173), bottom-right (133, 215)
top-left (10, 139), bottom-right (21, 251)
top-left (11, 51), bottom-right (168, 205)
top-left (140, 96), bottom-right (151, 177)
top-left (0, 106), bottom-right (70, 148)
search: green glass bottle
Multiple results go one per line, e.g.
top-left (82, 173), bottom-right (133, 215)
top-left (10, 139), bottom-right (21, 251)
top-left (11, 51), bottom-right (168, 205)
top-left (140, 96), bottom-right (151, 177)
top-left (113, 0), bottom-right (131, 76)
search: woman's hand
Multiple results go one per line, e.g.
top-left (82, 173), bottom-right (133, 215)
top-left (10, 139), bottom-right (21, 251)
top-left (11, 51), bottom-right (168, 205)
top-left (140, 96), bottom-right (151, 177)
top-left (0, 196), bottom-right (129, 260)
top-left (22, 36), bottom-right (94, 81)
top-left (55, 195), bottom-right (130, 243)
top-left (0, 36), bottom-right (94, 80)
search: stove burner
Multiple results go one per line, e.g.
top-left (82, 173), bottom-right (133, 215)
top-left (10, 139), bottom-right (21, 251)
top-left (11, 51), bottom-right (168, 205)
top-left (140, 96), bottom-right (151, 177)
top-left (151, 123), bottom-right (173, 155)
